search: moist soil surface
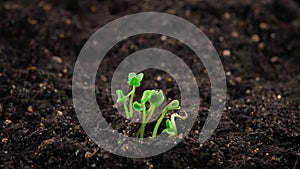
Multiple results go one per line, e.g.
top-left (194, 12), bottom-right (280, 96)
top-left (0, 0), bottom-right (299, 168)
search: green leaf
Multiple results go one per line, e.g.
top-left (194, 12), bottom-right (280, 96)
top-left (128, 72), bottom-right (136, 82)
top-left (166, 100), bottom-right (180, 110)
top-left (141, 90), bottom-right (152, 104)
top-left (116, 89), bottom-right (127, 103)
top-left (137, 73), bottom-right (144, 81)
top-left (149, 90), bottom-right (164, 107)
top-left (165, 119), bottom-right (174, 131)
top-left (162, 119), bottom-right (176, 136)
top-left (133, 101), bottom-right (145, 112)
top-left (127, 72), bottom-right (144, 87)
top-left (162, 129), bottom-right (176, 136)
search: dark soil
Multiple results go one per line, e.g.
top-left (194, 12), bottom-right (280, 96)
top-left (0, 0), bottom-right (299, 168)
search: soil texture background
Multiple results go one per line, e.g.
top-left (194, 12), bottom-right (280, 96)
top-left (0, 0), bottom-right (299, 168)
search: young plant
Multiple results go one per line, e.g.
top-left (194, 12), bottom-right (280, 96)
top-left (152, 100), bottom-right (180, 138)
top-left (134, 90), bottom-right (165, 139)
top-left (115, 72), bottom-right (188, 139)
top-left (132, 90), bottom-right (152, 138)
top-left (115, 72), bottom-right (144, 119)
top-left (116, 89), bottom-right (131, 119)
top-left (162, 111), bottom-right (188, 136)
top-left (128, 72), bottom-right (144, 118)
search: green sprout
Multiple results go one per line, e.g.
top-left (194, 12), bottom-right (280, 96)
top-left (115, 72), bottom-right (188, 139)
top-left (162, 111), bottom-right (188, 136)
top-left (152, 100), bottom-right (180, 137)
top-left (134, 90), bottom-right (165, 139)
top-left (128, 72), bottom-right (144, 118)
top-left (115, 72), bottom-right (143, 119)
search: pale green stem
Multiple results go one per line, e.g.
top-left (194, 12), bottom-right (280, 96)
top-left (123, 101), bottom-right (129, 119)
top-left (146, 105), bottom-right (156, 123)
top-left (138, 108), bottom-right (147, 139)
top-left (137, 104), bottom-right (156, 139)
top-left (152, 107), bottom-right (168, 138)
top-left (129, 86), bottom-right (136, 118)
top-left (170, 112), bottom-right (188, 135)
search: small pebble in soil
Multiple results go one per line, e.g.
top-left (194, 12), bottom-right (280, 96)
top-left (231, 31), bottom-right (239, 38)
top-left (235, 77), bottom-right (242, 83)
top-left (121, 144), bottom-right (129, 152)
top-left (224, 12), bottom-right (230, 19)
top-left (160, 35), bottom-right (167, 41)
top-left (244, 89), bottom-right (251, 93)
top-left (277, 95), bottom-right (282, 99)
top-left (52, 56), bottom-right (63, 64)
top-left (185, 10), bottom-right (191, 16)
top-left (39, 83), bottom-right (47, 89)
top-left (63, 67), bottom-right (68, 73)
top-left (226, 71), bottom-right (231, 76)
top-left (57, 110), bottom-right (63, 116)
top-left (90, 6), bottom-right (97, 13)
top-left (4, 119), bottom-right (12, 125)
top-left (228, 79), bottom-right (235, 86)
top-left (28, 19), bottom-right (37, 25)
top-left (100, 75), bottom-right (107, 82)
top-left (178, 1), bottom-right (184, 7)
top-left (270, 33), bottom-right (276, 39)
top-left (219, 36), bottom-right (224, 41)
top-left (222, 50), bottom-right (231, 57)
top-left (146, 160), bottom-right (154, 169)
top-left (251, 34), bottom-right (260, 42)
top-left (156, 76), bottom-right (162, 81)
top-left (258, 42), bottom-right (264, 49)
top-left (270, 56), bottom-right (279, 63)
top-left (271, 156), bottom-right (278, 161)
top-left (65, 19), bottom-right (72, 25)
top-left (167, 9), bottom-right (176, 15)
top-left (39, 2), bottom-right (52, 11)
top-left (84, 151), bottom-right (93, 159)
top-left (259, 22), bottom-right (268, 30)
top-left (112, 104), bottom-right (118, 109)
top-left (2, 138), bottom-right (8, 143)
top-left (27, 105), bottom-right (33, 112)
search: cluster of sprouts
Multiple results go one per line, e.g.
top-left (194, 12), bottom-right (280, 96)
top-left (116, 72), bottom-right (188, 139)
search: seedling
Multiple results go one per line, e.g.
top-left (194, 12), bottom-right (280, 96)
top-left (134, 90), bottom-right (165, 139)
top-left (152, 100), bottom-right (180, 137)
top-left (116, 72), bottom-right (144, 119)
top-left (162, 111), bottom-right (188, 136)
top-left (116, 89), bottom-right (131, 119)
top-left (115, 72), bottom-right (188, 139)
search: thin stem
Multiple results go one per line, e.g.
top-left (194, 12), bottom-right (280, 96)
top-left (146, 105), bottom-right (156, 123)
top-left (152, 107), bottom-right (168, 138)
top-left (137, 104), bottom-right (156, 139)
top-left (138, 123), bottom-right (146, 139)
top-left (170, 114), bottom-right (178, 135)
top-left (170, 112), bottom-right (188, 135)
top-left (129, 86), bottom-right (136, 118)
top-left (123, 101), bottom-right (129, 119)
top-left (138, 109), bottom-right (147, 139)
